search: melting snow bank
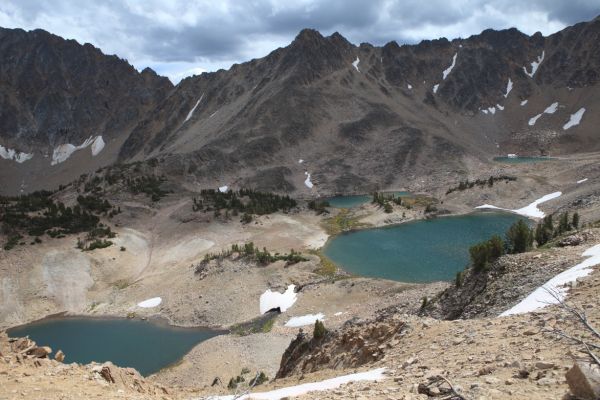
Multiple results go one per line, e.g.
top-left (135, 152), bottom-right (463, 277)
top-left (500, 244), bottom-right (600, 316)
top-left (260, 285), bottom-right (297, 314)
top-left (523, 51), bottom-right (545, 78)
top-left (304, 172), bottom-right (313, 188)
top-left (204, 368), bottom-right (386, 400)
top-left (51, 135), bottom-right (105, 165)
top-left (352, 57), bottom-right (360, 72)
top-left (285, 313), bottom-right (325, 328)
top-left (577, 178), bottom-right (588, 184)
top-left (476, 192), bottom-right (562, 218)
top-left (0, 144), bottom-right (33, 163)
top-left (442, 53), bottom-right (457, 80)
top-left (504, 78), bottom-right (513, 97)
top-left (137, 297), bottom-right (162, 308)
top-left (185, 94), bottom-right (204, 122)
top-left (528, 102), bottom-right (558, 126)
top-left (563, 107), bottom-right (586, 130)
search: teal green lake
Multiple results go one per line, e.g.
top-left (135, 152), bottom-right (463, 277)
top-left (7, 317), bottom-right (222, 376)
top-left (493, 156), bottom-right (554, 164)
top-left (323, 212), bottom-right (524, 283)
top-left (326, 192), bottom-right (411, 208)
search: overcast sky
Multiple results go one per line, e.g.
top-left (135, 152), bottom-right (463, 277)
top-left (1, 0), bottom-right (599, 83)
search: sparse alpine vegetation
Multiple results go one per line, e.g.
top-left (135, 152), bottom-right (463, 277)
top-left (0, 190), bottom-right (117, 250)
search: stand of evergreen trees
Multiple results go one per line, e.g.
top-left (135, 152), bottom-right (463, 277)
top-left (468, 211), bottom-right (581, 274)
top-left (469, 219), bottom-right (533, 272)
top-left (308, 200), bottom-right (330, 215)
top-left (1, 190), bottom-right (116, 251)
top-left (192, 189), bottom-right (297, 216)
top-left (534, 211), bottom-right (579, 246)
top-left (446, 175), bottom-right (517, 195)
top-left (195, 242), bottom-right (307, 271)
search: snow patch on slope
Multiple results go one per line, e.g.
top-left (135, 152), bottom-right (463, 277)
top-left (206, 368), bottom-right (386, 400)
top-left (285, 313), bottom-right (325, 328)
top-left (260, 285), bottom-right (297, 314)
top-left (520, 100), bottom-right (528, 106)
top-left (563, 108), bottom-right (586, 130)
top-left (577, 178), bottom-right (588, 184)
top-left (352, 57), bottom-right (360, 72)
top-left (523, 51), bottom-right (545, 78)
top-left (138, 297), bottom-right (162, 308)
top-left (528, 102), bottom-right (558, 126)
top-left (304, 172), bottom-right (313, 188)
top-left (442, 53), bottom-right (457, 80)
top-left (91, 136), bottom-right (105, 156)
top-left (185, 94), bottom-right (204, 122)
top-left (500, 244), bottom-right (600, 316)
top-left (218, 185), bottom-right (228, 193)
top-left (51, 136), bottom-right (104, 165)
top-left (476, 192), bottom-right (562, 219)
top-left (503, 78), bottom-right (513, 97)
top-left (0, 145), bottom-right (33, 163)
top-left (432, 84), bottom-right (439, 94)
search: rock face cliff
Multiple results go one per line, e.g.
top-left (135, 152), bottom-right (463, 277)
top-left (1, 17), bottom-right (600, 195)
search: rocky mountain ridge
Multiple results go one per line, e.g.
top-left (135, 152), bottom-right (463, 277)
top-left (1, 17), bottom-right (600, 195)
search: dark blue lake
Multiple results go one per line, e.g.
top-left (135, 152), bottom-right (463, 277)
top-left (7, 317), bottom-right (221, 376)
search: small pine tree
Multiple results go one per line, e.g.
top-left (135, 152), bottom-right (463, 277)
top-left (572, 212), bottom-right (580, 230)
top-left (313, 319), bottom-right (327, 339)
top-left (506, 220), bottom-right (533, 254)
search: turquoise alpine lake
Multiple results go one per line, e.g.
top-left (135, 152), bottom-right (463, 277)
top-left (326, 192), bottom-right (411, 208)
top-left (7, 317), bottom-right (222, 376)
top-left (323, 212), bottom-right (525, 283)
top-left (493, 156), bottom-right (554, 164)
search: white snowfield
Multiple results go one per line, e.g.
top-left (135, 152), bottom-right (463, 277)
top-left (504, 78), bottom-right (513, 97)
top-left (304, 172), bottom-right (313, 189)
top-left (523, 51), bottom-right (545, 78)
top-left (137, 297), bottom-right (162, 308)
top-left (528, 102), bottom-right (558, 126)
top-left (442, 53), bottom-right (457, 80)
top-left (219, 185), bottom-right (229, 193)
top-left (432, 84), bottom-right (439, 94)
top-left (0, 144), bottom-right (33, 163)
top-left (476, 191), bottom-right (562, 219)
top-left (51, 135), bottom-right (105, 165)
top-left (185, 94), bottom-right (204, 122)
top-left (500, 244), bottom-right (600, 316)
top-left (352, 57), bottom-right (360, 72)
top-left (259, 285), bottom-right (297, 314)
top-left (204, 368), bottom-right (386, 400)
top-left (285, 313), bottom-right (325, 328)
top-left (577, 178), bottom-right (588, 184)
top-left (91, 136), bottom-right (105, 156)
top-left (563, 107), bottom-right (586, 130)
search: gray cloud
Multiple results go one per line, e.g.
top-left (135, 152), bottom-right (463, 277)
top-left (0, 0), bottom-right (598, 82)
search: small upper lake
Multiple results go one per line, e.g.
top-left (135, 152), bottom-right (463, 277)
top-left (326, 191), bottom-right (411, 208)
top-left (324, 212), bottom-right (524, 283)
top-left (7, 317), bottom-right (221, 376)
top-left (493, 156), bottom-right (554, 164)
